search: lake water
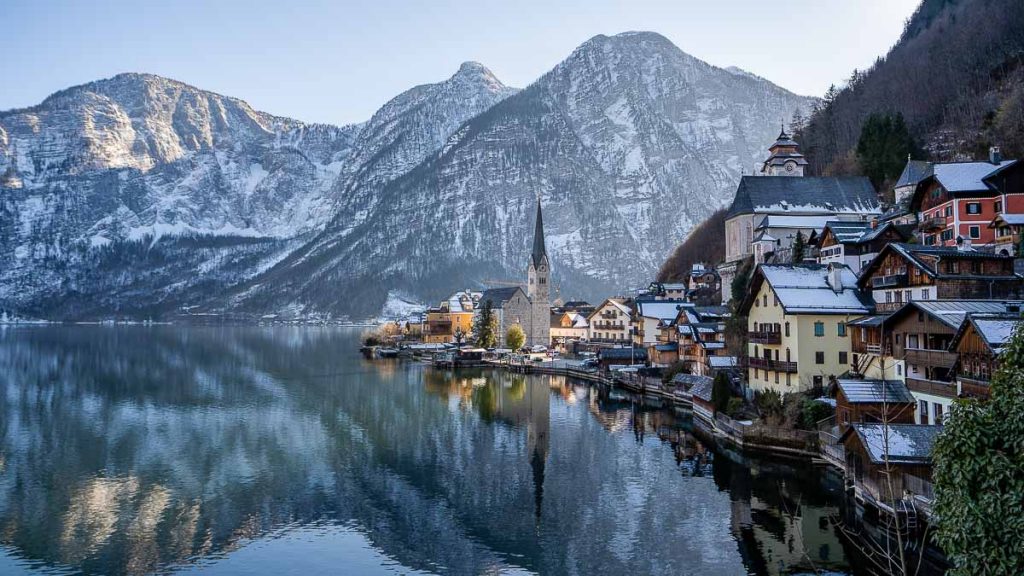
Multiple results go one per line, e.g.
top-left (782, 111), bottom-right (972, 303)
top-left (0, 326), bottom-right (857, 575)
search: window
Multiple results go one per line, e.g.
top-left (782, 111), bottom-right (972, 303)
top-left (539, 277), bottom-right (546, 284)
top-left (995, 200), bottom-right (1003, 213)
top-left (969, 225), bottom-right (981, 239)
top-left (784, 322), bottom-right (790, 337)
top-left (786, 373), bottom-right (791, 386)
top-left (941, 229), bottom-right (954, 242)
top-left (885, 292), bottom-right (892, 304)
top-left (813, 375), bottom-right (823, 389)
top-left (904, 290), bottom-right (912, 303)
top-left (966, 202), bottom-right (982, 215)
top-left (774, 371), bottom-right (779, 384)
top-left (786, 348), bottom-right (791, 362)
top-left (934, 403), bottom-right (944, 425)
top-left (814, 322), bottom-right (824, 337)
top-left (837, 323), bottom-right (846, 337)
top-left (921, 288), bottom-right (930, 300)
top-left (815, 351), bottom-right (825, 364)
top-left (763, 294), bottom-right (768, 307)
top-left (909, 334), bottom-right (919, 349)
top-left (897, 363), bottom-right (902, 376)
top-left (925, 235), bottom-right (936, 246)
top-left (919, 400), bottom-right (930, 425)
top-left (839, 351), bottom-right (848, 364)
top-left (774, 295), bottom-right (779, 306)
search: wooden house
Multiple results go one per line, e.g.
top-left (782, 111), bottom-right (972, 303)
top-left (949, 312), bottom-right (1023, 398)
top-left (831, 379), bottom-right (917, 431)
top-left (839, 423), bottom-right (942, 506)
top-left (817, 220), bottom-right (911, 275)
top-left (856, 243), bottom-right (1022, 313)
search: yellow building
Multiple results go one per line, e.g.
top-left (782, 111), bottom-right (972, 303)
top-left (739, 264), bottom-right (872, 395)
top-left (424, 290), bottom-right (480, 344)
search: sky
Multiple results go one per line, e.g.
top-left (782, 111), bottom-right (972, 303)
top-left (0, 0), bottom-right (920, 126)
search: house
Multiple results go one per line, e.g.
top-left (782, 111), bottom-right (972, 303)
top-left (424, 290), bottom-right (481, 343)
top-left (671, 305), bottom-right (733, 376)
top-left (740, 263), bottom-right (873, 395)
top-left (949, 312), bottom-right (1023, 398)
top-left (856, 243), bottom-right (1023, 313)
top-left (479, 286), bottom-right (532, 347)
top-left (908, 148), bottom-right (1019, 248)
top-left (645, 282), bottom-right (688, 300)
top-left (817, 219), bottom-right (911, 274)
top-left (847, 315), bottom-right (900, 380)
top-left (686, 264), bottom-right (721, 304)
top-left (556, 300), bottom-right (596, 317)
top-left (720, 132), bottom-right (880, 302)
top-left (839, 423), bottom-right (942, 507)
top-left (831, 378), bottom-right (917, 431)
top-left (987, 213), bottom-right (1024, 256)
top-left (689, 376), bottom-right (716, 424)
top-left (587, 299), bottom-right (633, 344)
top-left (550, 310), bottom-right (589, 349)
top-left (883, 299), bottom-right (1022, 424)
top-left (633, 299), bottom-right (690, 346)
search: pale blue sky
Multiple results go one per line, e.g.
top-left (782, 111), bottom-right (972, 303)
top-left (0, 0), bottom-right (919, 125)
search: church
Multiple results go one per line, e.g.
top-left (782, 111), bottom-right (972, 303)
top-left (480, 200), bottom-right (551, 348)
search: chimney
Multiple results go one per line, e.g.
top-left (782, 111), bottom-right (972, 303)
top-left (990, 146), bottom-right (1003, 165)
top-left (827, 264), bottom-right (843, 293)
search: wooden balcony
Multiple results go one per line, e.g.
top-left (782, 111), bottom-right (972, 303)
top-left (853, 341), bottom-right (889, 355)
top-left (906, 377), bottom-right (957, 398)
top-left (874, 302), bottom-right (902, 313)
top-left (871, 273), bottom-right (908, 288)
top-left (748, 330), bottom-right (782, 344)
top-left (919, 216), bottom-right (947, 232)
top-left (747, 357), bottom-right (798, 373)
top-left (904, 347), bottom-right (957, 369)
top-left (959, 375), bottom-right (991, 398)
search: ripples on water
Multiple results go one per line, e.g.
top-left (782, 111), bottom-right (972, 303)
top-left (0, 326), bottom-right (856, 575)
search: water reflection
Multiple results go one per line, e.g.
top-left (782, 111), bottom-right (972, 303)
top-left (0, 327), bottom-right (852, 575)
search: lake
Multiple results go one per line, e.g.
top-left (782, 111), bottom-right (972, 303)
top-left (0, 326), bottom-right (857, 575)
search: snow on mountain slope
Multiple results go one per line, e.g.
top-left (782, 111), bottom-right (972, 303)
top-left (237, 32), bottom-right (815, 317)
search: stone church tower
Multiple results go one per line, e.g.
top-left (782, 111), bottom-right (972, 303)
top-left (526, 200), bottom-right (551, 347)
top-left (760, 126), bottom-right (807, 176)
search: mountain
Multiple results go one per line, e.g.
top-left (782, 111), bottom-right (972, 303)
top-left (1, 32), bottom-right (812, 320)
top-left (0, 65), bottom-right (516, 318)
top-left (235, 32), bottom-right (814, 317)
top-left (797, 0), bottom-right (1024, 173)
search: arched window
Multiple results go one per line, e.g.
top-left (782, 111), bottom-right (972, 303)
top-left (784, 322), bottom-right (790, 337)
top-left (786, 348), bottom-right (791, 362)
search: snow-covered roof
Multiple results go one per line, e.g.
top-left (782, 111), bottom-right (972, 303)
top-left (843, 424), bottom-right (942, 465)
top-left (834, 379), bottom-right (915, 404)
top-left (895, 160), bottom-right (933, 188)
top-left (726, 176), bottom-right (880, 219)
top-left (756, 215), bottom-right (835, 231)
top-left (708, 356), bottom-right (738, 368)
top-left (671, 373), bottom-right (713, 388)
top-left (753, 264), bottom-right (873, 315)
top-left (636, 300), bottom-right (689, 321)
top-left (933, 160), bottom-right (1015, 193)
top-left (950, 312), bottom-right (1022, 354)
top-left (990, 214), bottom-right (1024, 227)
top-left (889, 300), bottom-right (1024, 330)
top-left (701, 342), bottom-right (726, 350)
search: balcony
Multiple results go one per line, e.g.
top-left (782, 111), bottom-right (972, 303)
top-left (958, 375), bottom-right (991, 398)
top-left (906, 377), bottom-right (957, 398)
top-left (853, 341), bottom-right (889, 355)
top-left (918, 216), bottom-right (947, 232)
top-left (747, 357), bottom-right (798, 373)
top-left (874, 302), bottom-right (903, 313)
top-left (748, 330), bottom-right (782, 344)
top-left (871, 273), bottom-right (908, 288)
top-left (904, 347), bottom-right (957, 368)
top-left (592, 323), bottom-right (624, 331)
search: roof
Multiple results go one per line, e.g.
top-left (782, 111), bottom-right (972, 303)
top-left (950, 312), bottom-right (1022, 354)
top-left (636, 300), bottom-right (689, 321)
top-left (671, 373), bottom-right (714, 389)
top-left (841, 424), bottom-right (942, 465)
top-left (693, 306), bottom-right (730, 320)
top-left (481, 287), bottom-right (523, 306)
top-left (689, 377), bottom-right (715, 403)
top-left (531, 199), bottom-right (547, 268)
top-left (757, 214), bottom-right (836, 231)
top-left (895, 160), bottom-right (933, 188)
top-left (822, 220), bottom-right (873, 244)
top-left (834, 379), bottom-right (915, 404)
top-left (654, 343), bottom-right (677, 351)
top-left (848, 315), bottom-right (886, 328)
top-left (707, 356), bottom-right (738, 368)
top-left (726, 176), bottom-right (880, 219)
top-left (885, 300), bottom-right (1024, 330)
top-left (932, 160), bottom-right (1016, 193)
top-left (598, 347), bottom-right (647, 361)
top-left (589, 299), bottom-right (632, 320)
top-left (561, 300), bottom-right (593, 308)
top-left (748, 264), bottom-right (874, 315)
top-left (990, 214), bottom-right (1024, 228)
top-left (446, 290), bottom-right (482, 312)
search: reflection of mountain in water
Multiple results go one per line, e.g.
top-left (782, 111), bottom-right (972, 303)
top-left (0, 327), bottom-right (847, 575)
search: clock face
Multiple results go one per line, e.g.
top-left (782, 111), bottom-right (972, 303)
top-left (785, 162), bottom-right (795, 172)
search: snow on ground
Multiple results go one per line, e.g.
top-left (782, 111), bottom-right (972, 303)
top-left (379, 291), bottom-right (426, 321)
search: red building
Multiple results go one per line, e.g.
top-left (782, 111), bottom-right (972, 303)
top-left (910, 148), bottom-right (1021, 249)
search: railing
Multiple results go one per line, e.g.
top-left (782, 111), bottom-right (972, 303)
top-left (918, 216), bottom-right (946, 232)
top-left (748, 330), bottom-right (782, 344)
top-left (906, 376), bottom-right (957, 398)
top-left (853, 341), bottom-right (888, 355)
top-left (871, 273), bottom-right (908, 288)
top-left (592, 322), bottom-right (625, 330)
top-left (819, 429), bottom-right (846, 467)
top-left (959, 376), bottom-right (991, 398)
top-left (715, 413), bottom-right (818, 452)
top-left (904, 347), bottom-right (957, 368)
top-left (904, 473), bottom-right (934, 501)
top-left (747, 357), bottom-right (798, 373)
top-left (874, 302), bottom-right (902, 312)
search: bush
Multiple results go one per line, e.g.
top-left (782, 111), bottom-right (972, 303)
top-left (798, 399), bottom-right (834, 430)
top-left (712, 373), bottom-right (731, 413)
top-left (756, 389), bottom-right (784, 424)
top-left (661, 361), bottom-right (688, 383)
top-left (726, 397), bottom-right (744, 418)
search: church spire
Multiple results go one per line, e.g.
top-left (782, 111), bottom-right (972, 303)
top-left (531, 198), bottom-right (547, 268)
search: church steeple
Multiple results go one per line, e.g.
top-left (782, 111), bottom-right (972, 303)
top-left (531, 199), bottom-right (547, 268)
top-left (761, 124), bottom-right (806, 177)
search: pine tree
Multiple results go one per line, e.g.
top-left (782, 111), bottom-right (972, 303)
top-left (791, 231), bottom-right (806, 263)
top-left (474, 300), bottom-right (497, 348)
top-left (855, 112), bottom-right (921, 189)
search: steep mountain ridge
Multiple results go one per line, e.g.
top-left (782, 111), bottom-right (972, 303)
top-left (234, 32), bottom-right (815, 317)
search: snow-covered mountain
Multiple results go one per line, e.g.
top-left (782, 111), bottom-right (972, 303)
top-left (236, 32), bottom-right (815, 317)
top-left (1, 32), bottom-right (813, 320)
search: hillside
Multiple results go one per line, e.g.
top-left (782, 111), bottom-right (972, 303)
top-left (797, 0), bottom-right (1024, 173)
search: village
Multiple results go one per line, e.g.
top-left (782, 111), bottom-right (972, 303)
top-left (367, 131), bottom-right (1024, 561)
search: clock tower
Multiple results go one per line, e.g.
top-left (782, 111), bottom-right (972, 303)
top-left (526, 199), bottom-right (551, 347)
top-left (760, 126), bottom-right (807, 177)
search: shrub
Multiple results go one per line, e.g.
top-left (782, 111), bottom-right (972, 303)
top-left (506, 324), bottom-right (526, 351)
top-left (726, 397), bottom-right (744, 418)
